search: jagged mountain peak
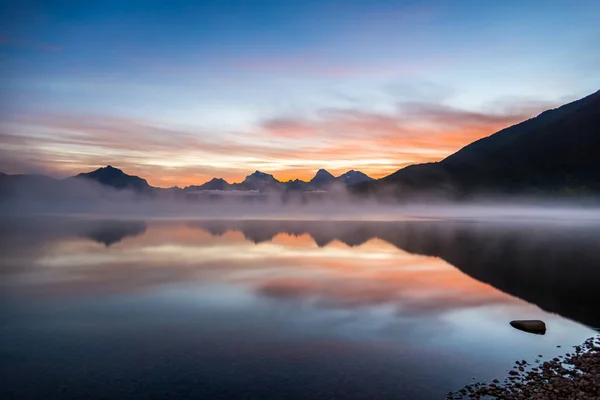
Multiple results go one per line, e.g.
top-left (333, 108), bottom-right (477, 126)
top-left (101, 165), bottom-right (123, 172)
top-left (310, 169), bottom-right (335, 184)
top-left (250, 170), bottom-right (271, 176)
top-left (75, 165), bottom-right (151, 191)
top-left (243, 170), bottom-right (278, 182)
top-left (337, 170), bottom-right (373, 185)
top-left (185, 177), bottom-right (231, 191)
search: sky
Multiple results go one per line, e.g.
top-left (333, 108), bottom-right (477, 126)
top-left (0, 0), bottom-right (599, 188)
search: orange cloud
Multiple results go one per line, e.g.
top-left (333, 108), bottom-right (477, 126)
top-left (261, 118), bottom-right (320, 138)
top-left (0, 98), bottom-right (554, 187)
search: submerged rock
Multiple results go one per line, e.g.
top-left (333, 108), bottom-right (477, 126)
top-left (510, 320), bottom-right (546, 335)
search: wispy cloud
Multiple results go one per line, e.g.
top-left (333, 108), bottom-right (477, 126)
top-left (260, 99), bottom-right (555, 158)
top-left (0, 96), bottom-right (556, 187)
top-left (0, 115), bottom-right (301, 186)
top-left (261, 118), bottom-right (320, 138)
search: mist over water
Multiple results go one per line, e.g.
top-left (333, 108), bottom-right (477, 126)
top-left (2, 177), bottom-right (600, 223)
top-left (1, 214), bottom-right (599, 399)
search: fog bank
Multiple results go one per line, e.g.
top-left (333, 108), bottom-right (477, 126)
top-left (1, 176), bottom-right (599, 222)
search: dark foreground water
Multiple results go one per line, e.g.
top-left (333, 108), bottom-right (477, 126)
top-left (1, 216), bottom-right (599, 399)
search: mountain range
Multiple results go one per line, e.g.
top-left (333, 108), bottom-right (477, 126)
top-left (0, 165), bottom-right (375, 199)
top-left (1, 89), bottom-right (599, 200)
top-left (180, 169), bottom-right (373, 193)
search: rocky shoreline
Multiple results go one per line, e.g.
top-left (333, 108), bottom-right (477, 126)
top-left (448, 335), bottom-right (600, 399)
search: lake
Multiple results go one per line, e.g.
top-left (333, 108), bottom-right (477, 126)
top-left (1, 215), bottom-right (599, 399)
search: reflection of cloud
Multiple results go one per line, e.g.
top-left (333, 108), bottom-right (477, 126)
top-left (256, 260), bottom-right (513, 318)
top-left (187, 219), bottom-right (600, 329)
top-left (0, 218), bottom-right (515, 323)
top-left (3, 218), bottom-right (599, 329)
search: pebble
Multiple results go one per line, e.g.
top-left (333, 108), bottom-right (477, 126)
top-left (448, 335), bottom-right (600, 400)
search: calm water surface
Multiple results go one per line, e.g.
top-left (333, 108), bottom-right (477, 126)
top-left (1, 216), bottom-right (599, 399)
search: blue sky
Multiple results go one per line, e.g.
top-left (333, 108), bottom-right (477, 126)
top-left (1, 0), bottom-right (598, 186)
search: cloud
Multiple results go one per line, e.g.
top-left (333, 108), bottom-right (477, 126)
top-left (1, 112), bottom-right (407, 185)
top-left (399, 102), bottom-right (539, 127)
top-left (0, 95), bottom-right (557, 186)
top-left (263, 101), bottom-right (548, 141)
top-left (259, 99), bottom-right (555, 164)
top-left (261, 118), bottom-right (320, 138)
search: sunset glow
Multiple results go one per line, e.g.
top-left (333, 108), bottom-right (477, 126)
top-left (1, 1), bottom-right (599, 187)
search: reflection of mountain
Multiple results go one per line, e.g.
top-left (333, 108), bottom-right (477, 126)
top-left (0, 217), bottom-right (147, 253)
top-left (81, 220), bottom-right (147, 246)
top-left (188, 219), bottom-right (600, 329)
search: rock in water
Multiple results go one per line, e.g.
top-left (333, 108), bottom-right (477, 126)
top-left (510, 320), bottom-right (546, 334)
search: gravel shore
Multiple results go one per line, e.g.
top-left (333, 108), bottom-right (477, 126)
top-left (448, 335), bottom-right (600, 399)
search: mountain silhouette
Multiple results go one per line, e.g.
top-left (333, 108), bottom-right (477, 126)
top-left (284, 179), bottom-right (308, 191)
top-left (336, 170), bottom-right (373, 186)
top-left (0, 167), bottom-right (375, 204)
top-left (180, 169), bottom-right (374, 193)
top-left (357, 89), bottom-right (600, 196)
top-left (75, 165), bottom-right (152, 192)
top-left (233, 170), bottom-right (283, 192)
top-left (185, 178), bottom-right (231, 191)
top-left (310, 169), bottom-right (336, 187)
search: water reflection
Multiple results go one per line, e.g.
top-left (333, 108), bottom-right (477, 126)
top-left (82, 220), bottom-right (147, 247)
top-left (187, 219), bottom-right (600, 329)
top-left (0, 216), bottom-right (598, 399)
